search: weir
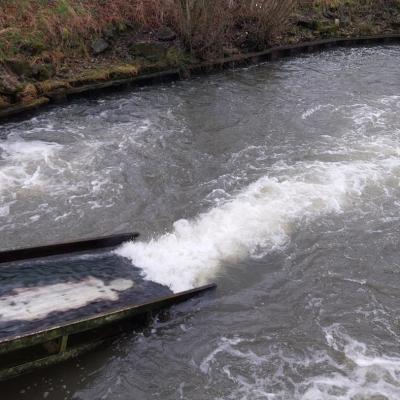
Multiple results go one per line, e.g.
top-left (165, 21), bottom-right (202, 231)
top-left (0, 236), bottom-right (216, 381)
top-left (0, 232), bottom-right (140, 264)
top-left (0, 283), bottom-right (216, 381)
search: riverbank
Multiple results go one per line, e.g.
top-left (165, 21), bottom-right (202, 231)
top-left (1, 0), bottom-right (400, 120)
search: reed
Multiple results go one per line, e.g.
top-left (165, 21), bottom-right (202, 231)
top-left (167, 0), bottom-right (296, 56)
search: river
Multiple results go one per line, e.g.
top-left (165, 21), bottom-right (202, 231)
top-left (1, 45), bottom-right (400, 399)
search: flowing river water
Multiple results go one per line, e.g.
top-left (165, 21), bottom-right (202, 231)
top-left (1, 46), bottom-right (400, 399)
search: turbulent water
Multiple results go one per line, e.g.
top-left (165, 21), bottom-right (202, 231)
top-left (1, 46), bottom-right (400, 399)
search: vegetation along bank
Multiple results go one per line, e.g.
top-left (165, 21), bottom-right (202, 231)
top-left (1, 0), bottom-right (400, 118)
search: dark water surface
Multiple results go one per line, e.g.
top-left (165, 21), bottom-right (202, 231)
top-left (1, 46), bottom-right (400, 399)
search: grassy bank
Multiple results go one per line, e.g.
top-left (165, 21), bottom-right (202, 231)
top-left (0, 1), bottom-right (295, 58)
top-left (0, 0), bottom-right (399, 114)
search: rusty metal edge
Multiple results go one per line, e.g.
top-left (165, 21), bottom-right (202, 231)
top-left (1, 34), bottom-right (400, 122)
top-left (0, 283), bottom-right (217, 353)
top-left (0, 232), bottom-right (139, 264)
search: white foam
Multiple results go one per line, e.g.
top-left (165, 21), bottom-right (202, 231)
top-left (0, 139), bottom-right (61, 162)
top-left (196, 328), bottom-right (400, 399)
top-left (0, 205), bottom-right (9, 217)
top-left (301, 104), bottom-right (332, 120)
top-left (196, 334), bottom-right (313, 399)
top-left (301, 325), bottom-right (400, 399)
top-left (117, 140), bottom-right (400, 292)
top-left (0, 138), bottom-right (63, 197)
top-left (0, 277), bottom-right (134, 321)
top-left (200, 336), bottom-right (244, 374)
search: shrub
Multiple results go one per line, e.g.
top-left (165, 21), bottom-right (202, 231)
top-left (168, 0), bottom-right (296, 56)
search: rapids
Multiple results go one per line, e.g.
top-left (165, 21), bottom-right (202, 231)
top-left (1, 45), bottom-right (400, 399)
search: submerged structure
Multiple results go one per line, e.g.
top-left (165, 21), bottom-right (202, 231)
top-left (0, 234), bottom-right (216, 381)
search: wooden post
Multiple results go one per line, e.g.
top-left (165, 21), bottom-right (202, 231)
top-left (59, 335), bottom-right (68, 353)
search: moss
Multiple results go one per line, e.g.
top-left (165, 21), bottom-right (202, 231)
top-left (140, 61), bottom-right (179, 74)
top-left (68, 64), bottom-right (140, 86)
top-left (130, 43), bottom-right (168, 61)
top-left (139, 48), bottom-right (193, 75)
top-left (109, 64), bottom-right (140, 79)
top-left (36, 79), bottom-right (70, 95)
top-left (165, 48), bottom-right (192, 67)
top-left (69, 69), bottom-right (111, 87)
top-left (317, 23), bottom-right (340, 36)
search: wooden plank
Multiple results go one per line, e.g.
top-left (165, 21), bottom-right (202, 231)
top-left (59, 336), bottom-right (68, 353)
top-left (0, 232), bottom-right (139, 264)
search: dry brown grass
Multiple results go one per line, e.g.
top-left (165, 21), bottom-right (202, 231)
top-left (0, 1), bottom-right (155, 60)
top-left (0, 0), bottom-right (296, 60)
top-left (168, 0), bottom-right (296, 56)
top-left (109, 64), bottom-right (140, 79)
top-left (36, 79), bottom-right (71, 95)
top-left (19, 83), bottom-right (38, 103)
top-left (1, 0), bottom-right (399, 62)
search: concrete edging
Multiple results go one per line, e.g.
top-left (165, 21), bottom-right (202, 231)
top-left (1, 34), bottom-right (399, 122)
